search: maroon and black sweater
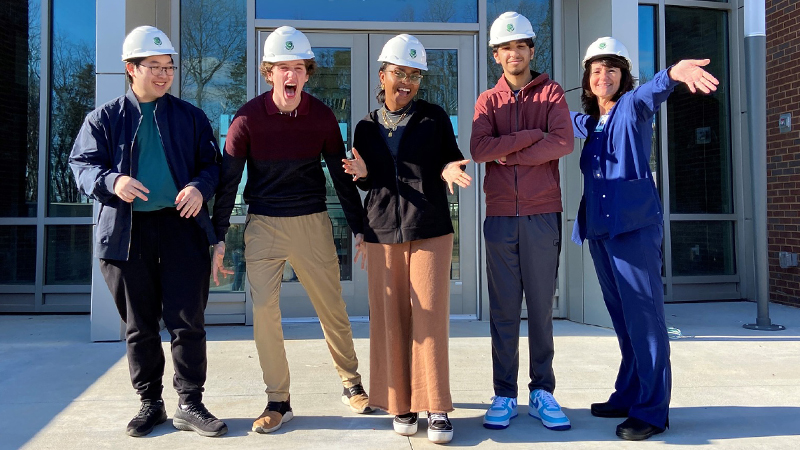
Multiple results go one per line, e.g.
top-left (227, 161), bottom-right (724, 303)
top-left (212, 92), bottom-right (364, 242)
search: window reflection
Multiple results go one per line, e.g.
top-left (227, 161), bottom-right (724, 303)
top-left (48, 0), bottom-right (95, 217)
top-left (305, 47), bottom-right (353, 282)
top-left (180, 0), bottom-right (247, 148)
top-left (486, 0), bottom-right (553, 88)
top-left (418, 49), bottom-right (460, 279)
top-left (666, 7), bottom-right (733, 214)
top-left (671, 221), bottom-right (736, 276)
top-left (2, 0), bottom-right (39, 218)
top-left (45, 225), bottom-right (92, 284)
top-left (256, 0), bottom-right (477, 22)
top-left (638, 5), bottom-right (661, 189)
top-left (0, 226), bottom-right (37, 285)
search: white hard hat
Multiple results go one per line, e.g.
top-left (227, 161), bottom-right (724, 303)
top-left (377, 34), bottom-right (428, 71)
top-left (489, 12), bottom-right (536, 46)
top-left (263, 26), bottom-right (315, 62)
top-left (121, 26), bottom-right (177, 61)
top-left (582, 37), bottom-right (632, 70)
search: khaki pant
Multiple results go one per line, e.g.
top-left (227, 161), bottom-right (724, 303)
top-left (245, 212), bottom-right (361, 402)
top-left (366, 234), bottom-right (453, 415)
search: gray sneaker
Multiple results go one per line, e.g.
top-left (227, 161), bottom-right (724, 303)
top-left (173, 402), bottom-right (228, 437)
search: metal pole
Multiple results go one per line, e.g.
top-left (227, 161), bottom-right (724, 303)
top-left (743, 0), bottom-right (784, 331)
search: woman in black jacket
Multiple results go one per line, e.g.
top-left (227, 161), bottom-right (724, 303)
top-left (342, 34), bottom-right (470, 444)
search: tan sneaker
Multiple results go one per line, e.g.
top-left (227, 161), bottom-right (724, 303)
top-left (341, 384), bottom-right (374, 414)
top-left (252, 399), bottom-right (293, 433)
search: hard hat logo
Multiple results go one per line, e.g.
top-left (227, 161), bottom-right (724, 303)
top-left (153, 37), bottom-right (162, 46)
top-left (285, 41), bottom-right (294, 51)
top-left (598, 42), bottom-right (606, 50)
top-left (507, 24), bottom-right (515, 32)
top-left (409, 49), bottom-right (417, 59)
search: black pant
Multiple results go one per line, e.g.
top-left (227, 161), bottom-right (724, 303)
top-left (100, 208), bottom-right (211, 405)
top-left (484, 213), bottom-right (561, 398)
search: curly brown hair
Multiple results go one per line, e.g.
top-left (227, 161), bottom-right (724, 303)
top-left (260, 59), bottom-right (317, 85)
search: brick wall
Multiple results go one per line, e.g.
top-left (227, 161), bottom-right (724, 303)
top-left (766, 0), bottom-right (800, 306)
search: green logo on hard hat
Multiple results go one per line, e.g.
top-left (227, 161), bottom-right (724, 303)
top-left (285, 41), bottom-right (294, 51)
top-left (409, 49), bottom-right (417, 59)
top-left (153, 37), bottom-right (162, 46)
top-left (507, 24), bottom-right (515, 32)
top-left (598, 42), bottom-right (607, 50)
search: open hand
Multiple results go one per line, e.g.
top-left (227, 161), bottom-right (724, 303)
top-left (669, 59), bottom-right (719, 94)
top-left (442, 159), bottom-right (472, 194)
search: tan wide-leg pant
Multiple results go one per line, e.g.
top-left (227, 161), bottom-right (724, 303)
top-left (244, 212), bottom-right (361, 402)
top-left (366, 234), bottom-right (454, 415)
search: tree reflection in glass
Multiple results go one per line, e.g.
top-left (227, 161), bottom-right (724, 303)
top-left (48, 0), bottom-right (95, 217)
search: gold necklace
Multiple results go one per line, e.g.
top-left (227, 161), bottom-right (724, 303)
top-left (381, 105), bottom-right (411, 137)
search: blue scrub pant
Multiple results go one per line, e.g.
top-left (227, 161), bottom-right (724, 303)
top-left (588, 224), bottom-right (670, 429)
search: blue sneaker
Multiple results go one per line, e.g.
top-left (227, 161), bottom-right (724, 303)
top-left (529, 389), bottom-right (571, 430)
top-left (483, 396), bottom-right (518, 429)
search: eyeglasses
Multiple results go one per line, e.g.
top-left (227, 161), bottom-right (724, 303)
top-left (386, 69), bottom-right (423, 84)
top-left (137, 64), bottom-right (177, 76)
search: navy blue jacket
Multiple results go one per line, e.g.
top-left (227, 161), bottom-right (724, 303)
top-left (571, 68), bottom-right (679, 244)
top-left (69, 90), bottom-right (221, 260)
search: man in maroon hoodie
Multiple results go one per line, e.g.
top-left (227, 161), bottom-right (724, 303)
top-left (470, 12), bottom-right (573, 431)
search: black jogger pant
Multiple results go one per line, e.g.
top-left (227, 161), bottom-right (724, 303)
top-left (100, 208), bottom-right (211, 405)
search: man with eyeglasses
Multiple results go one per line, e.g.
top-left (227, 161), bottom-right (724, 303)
top-left (69, 26), bottom-right (227, 438)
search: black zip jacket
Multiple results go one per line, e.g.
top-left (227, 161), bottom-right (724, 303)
top-left (353, 100), bottom-right (464, 243)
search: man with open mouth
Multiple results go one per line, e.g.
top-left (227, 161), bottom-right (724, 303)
top-left (211, 26), bottom-right (372, 434)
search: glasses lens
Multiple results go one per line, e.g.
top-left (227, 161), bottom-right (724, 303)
top-left (146, 66), bottom-right (175, 76)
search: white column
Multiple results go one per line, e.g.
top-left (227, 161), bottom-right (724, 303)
top-left (91, 0), bottom-right (127, 341)
top-left (562, 0), bottom-right (640, 327)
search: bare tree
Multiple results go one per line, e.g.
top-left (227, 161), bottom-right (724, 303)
top-left (180, 0), bottom-right (247, 138)
top-left (49, 36), bottom-right (94, 208)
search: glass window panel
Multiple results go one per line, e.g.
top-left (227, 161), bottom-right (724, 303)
top-left (210, 224), bottom-right (246, 292)
top-left (1, 1), bottom-right (38, 217)
top-left (304, 46), bottom-right (353, 282)
top-left (418, 49), bottom-right (461, 279)
top-left (256, 0), bottom-right (477, 22)
top-left (180, 0), bottom-right (247, 154)
top-left (670, 221), bottom-right (736, 276)
top-left (638, 5), bottom-right (661, 192)
top-left (48, 0), bottom-right (95, 217)
top-left (665, 7), bottom-right (733, 214)
top-left (486, 0), bottom-right (553, 88)
top-left (0, 226), bottom-right (37, 285)
top-left (45, 225), bottom-right (92, 285)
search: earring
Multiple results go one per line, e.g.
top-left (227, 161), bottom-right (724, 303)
top-left (380, 84), bottom-right (385, 90)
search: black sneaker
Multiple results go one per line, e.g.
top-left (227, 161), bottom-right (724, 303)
top-left (393, 412), bottom-right (419, 436)
top-left (173, 402), bottom-right (228, 437)
top-left (427, 412), bottom-right (453, 444)
top-left (126, 399), bottom-right (167, 437)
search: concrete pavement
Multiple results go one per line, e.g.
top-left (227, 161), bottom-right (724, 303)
top-left (2, 301), bottom-right (800, 449)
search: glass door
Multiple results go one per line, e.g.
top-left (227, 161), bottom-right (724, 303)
top-left (252, 30), bottom-right (477, 319)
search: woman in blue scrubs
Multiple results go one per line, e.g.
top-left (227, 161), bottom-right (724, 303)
top-left (571, 37), bottom-right (718, 441)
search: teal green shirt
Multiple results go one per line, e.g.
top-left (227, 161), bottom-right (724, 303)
top-left (133, 101), bottom-right (179, 211)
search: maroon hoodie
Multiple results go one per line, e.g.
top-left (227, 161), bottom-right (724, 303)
top-left (470, 71), bottom-right (572, 217)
